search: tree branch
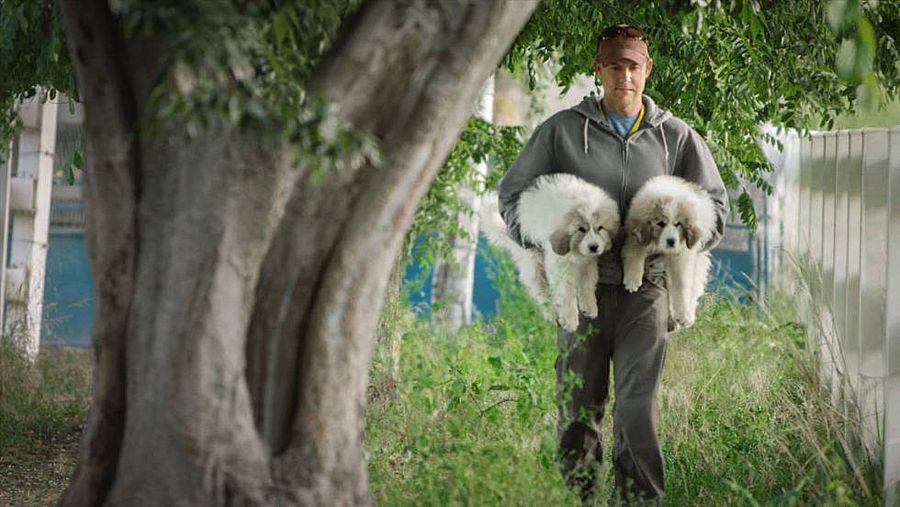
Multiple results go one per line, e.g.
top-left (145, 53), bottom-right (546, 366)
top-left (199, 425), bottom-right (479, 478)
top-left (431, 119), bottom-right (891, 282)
top-left (249, 0), bottom-right (537, 502)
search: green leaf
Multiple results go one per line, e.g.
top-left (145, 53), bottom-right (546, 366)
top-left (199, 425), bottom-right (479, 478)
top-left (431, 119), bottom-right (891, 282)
top-left (855, 16), bottom-right (876, 53)
top-left (835, 38), bottom-right (857, 82)
top-left (273, 11), bottom-right (290, 45)
top-left (826, 0), bottom-right (859, 34)
top-left (737, 190), bottom-right (757, 233)
top-left (72, 148), bottom-right (83, 170)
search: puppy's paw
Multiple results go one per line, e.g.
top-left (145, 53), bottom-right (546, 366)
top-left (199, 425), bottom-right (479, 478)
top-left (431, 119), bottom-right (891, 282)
top-left (580, 298), bottom-right (599, 318)
top-left (679, 311), bottom-right (697, 328)
top-left (558, 310), bottom-right (580, 333)
top-left (671, 308), bottom-right (695, 329)
top-left (623, 271), bottom-right (643, 293)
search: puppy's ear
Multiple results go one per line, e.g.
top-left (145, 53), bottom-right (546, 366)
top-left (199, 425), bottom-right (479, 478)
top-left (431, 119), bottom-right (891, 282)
top-left (685, 224), bottom-right (702, 249)
top-left (636, 221), bottom-right (655, 246)
top-left (550, 228), bottom-right (571, 255)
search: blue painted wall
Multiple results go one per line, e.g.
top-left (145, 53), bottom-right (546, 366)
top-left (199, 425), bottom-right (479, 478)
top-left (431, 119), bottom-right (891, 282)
top-left (406, 228), bottom-right (762, 319)
top-left (41, 228), bottom-right (94, 346)
top-left (38, 223), bottom-right (763, 346)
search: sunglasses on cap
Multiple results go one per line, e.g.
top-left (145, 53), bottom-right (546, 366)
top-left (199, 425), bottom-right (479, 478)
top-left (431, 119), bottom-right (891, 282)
top-left (598, 24), bottom-right (647, 43)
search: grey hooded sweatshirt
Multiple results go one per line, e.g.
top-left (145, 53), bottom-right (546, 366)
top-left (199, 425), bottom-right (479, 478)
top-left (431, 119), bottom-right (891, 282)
top-left (498, 94), bottom-right (728, 284)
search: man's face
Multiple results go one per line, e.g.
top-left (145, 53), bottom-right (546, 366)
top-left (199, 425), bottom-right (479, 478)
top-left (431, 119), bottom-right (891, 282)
top-left (594, 57), bottom-right (653, 114)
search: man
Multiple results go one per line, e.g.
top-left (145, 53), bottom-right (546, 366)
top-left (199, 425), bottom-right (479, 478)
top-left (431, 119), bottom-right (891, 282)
top-left (497, 24), bottom-right (728, 502)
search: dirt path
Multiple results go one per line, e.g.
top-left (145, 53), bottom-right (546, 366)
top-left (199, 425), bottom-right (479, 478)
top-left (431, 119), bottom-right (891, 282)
top-left (0, 431), bottom-right (80, 506)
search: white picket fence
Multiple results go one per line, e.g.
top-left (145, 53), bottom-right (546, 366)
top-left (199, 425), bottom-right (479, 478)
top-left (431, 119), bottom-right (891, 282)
top-left (763, 126), bottom-right (900, 504)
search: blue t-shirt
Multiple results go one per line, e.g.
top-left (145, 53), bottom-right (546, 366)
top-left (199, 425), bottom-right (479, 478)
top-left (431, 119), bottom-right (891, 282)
top-left (605, 109), bottom-right (639, 138)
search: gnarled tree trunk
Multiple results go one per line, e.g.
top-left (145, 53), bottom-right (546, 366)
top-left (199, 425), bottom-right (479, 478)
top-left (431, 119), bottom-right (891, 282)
top-left (59, 0), bottom-right (536, 505)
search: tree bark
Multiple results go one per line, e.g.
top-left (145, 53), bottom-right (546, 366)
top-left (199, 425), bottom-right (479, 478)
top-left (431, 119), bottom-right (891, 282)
top-left (374, 259), bottom-right (404, 387)
top-left (431, 74), bottom-right (495, 330)
top-left (59, 0), bottom-right (536, 505)
top-left (58, 1), bottom-right (137, 504)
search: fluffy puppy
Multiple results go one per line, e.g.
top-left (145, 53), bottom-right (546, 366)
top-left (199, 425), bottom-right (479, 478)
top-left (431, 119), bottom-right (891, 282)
top-left (482, 173), bottom-right (620, 331)
top-left (621, 175), bottom-right (716, 329)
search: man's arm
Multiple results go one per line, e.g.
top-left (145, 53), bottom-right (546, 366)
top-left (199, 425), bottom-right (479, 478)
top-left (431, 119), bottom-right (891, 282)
top-left (497, 124), bottom-right (556, 247)
top-left (675, 128), bottom-right (729, 250)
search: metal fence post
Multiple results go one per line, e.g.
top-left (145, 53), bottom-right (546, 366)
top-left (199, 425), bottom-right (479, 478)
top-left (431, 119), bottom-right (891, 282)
top-left (844, 131), bottom-right (863, 390)
top-left (883, 126), bottom-right (900, 507)
top-left (858, 128), bottom-right (889, 458)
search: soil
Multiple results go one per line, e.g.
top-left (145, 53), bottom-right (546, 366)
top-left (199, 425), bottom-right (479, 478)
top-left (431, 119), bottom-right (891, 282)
top-left (0, 427), bottom-right (81, 506)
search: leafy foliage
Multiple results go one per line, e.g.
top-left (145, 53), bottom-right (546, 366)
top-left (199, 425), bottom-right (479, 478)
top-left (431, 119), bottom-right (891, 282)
top-left (0, 0), bottom-right (75, 160)
top-left (404, 117), bottom-right (524, 275)
top-left (504, 0), bottom-right (899, 227)
top-left (1, 1), bottom-right (378, 182)
top-left (2, 0), bottom-right (896, 234)
top-left (113, 1), bottom-right (380, 182)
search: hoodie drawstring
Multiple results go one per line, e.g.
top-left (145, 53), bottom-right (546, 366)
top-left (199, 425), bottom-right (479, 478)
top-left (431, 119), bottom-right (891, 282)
top-left (660, 128), bottom-right (670, 173)
top-left (583, 117), bottom-right (589, 154)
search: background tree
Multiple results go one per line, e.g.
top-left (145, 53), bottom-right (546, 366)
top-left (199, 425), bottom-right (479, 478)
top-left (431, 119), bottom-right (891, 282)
top-left (504, 0), bottom-right (898, 227)
top-left (2, 0), bottom-right (537, 504)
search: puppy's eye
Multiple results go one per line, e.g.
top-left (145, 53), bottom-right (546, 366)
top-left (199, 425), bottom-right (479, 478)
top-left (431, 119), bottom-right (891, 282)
top-left (656, 221), bottom-right (666, 227)
top-left (578, 226), bottom-right (587, 233)
top-left (675, 222), bottom-right (682, 227)
top-left (595, 226), bottom-right (604, 231)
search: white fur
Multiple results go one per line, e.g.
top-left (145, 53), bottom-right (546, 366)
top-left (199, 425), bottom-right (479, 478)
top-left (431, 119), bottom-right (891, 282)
top-left (621, 175), bottom-right (717, 329)
top-left (482, 174), bottom-right (620, 331)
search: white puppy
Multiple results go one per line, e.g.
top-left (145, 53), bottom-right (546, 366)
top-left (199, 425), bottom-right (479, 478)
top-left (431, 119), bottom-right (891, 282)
top-left (481, 173), bottom-right (620, 331)
top-left (621, 175), bottom-right (716, 329)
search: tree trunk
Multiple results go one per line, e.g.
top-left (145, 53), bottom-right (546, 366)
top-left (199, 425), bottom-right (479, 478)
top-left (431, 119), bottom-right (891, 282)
top-left (58, 1), bottom-right (536, 505)
top-left (430, 75), bottom-right (495, 331)
top-left (375, 259), bottom-right (404, 386)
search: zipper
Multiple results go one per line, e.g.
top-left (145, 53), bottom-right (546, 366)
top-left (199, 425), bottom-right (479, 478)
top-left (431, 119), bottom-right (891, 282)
top-left (621, 139), bottom-right (628, 215)
top-left (620, 128), bottom-right (652, 213)
top-left (587, 114), bottom-right (650, 214)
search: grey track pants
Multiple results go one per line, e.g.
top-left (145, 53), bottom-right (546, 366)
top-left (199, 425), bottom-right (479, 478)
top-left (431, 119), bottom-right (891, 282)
top-left (555, 278), bottom-right (669, 503)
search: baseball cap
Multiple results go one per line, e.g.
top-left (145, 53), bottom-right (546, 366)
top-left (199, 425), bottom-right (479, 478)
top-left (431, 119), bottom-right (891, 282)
top-left (596, 24), bottom-right (649, 65)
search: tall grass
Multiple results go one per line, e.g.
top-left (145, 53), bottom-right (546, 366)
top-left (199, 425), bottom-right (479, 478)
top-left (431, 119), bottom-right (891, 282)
top-left (0, 343), bottom-right (91, 504)
top-left (0, 344), bottom-right (91, 454)
top-left (366, 255), bottom-right (883, 506)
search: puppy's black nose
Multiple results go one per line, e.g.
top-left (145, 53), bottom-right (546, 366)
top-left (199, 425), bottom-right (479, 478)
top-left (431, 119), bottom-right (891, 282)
top-left (589, 244), bottom-right (599, 253)
top-left (666, 238), bottom-right (676, 247)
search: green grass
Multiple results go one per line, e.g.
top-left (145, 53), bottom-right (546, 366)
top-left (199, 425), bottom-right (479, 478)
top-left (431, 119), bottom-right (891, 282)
top-left (0, 344), bottom-right (91, 455)
top-left (366, 259), bottom-right (883, 506)
top-left (0, 344), bottom-right (92, 504)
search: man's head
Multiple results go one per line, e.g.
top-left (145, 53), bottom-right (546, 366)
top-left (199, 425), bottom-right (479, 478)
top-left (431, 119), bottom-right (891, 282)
top-left (593, 24), bottom-right (653, 116)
